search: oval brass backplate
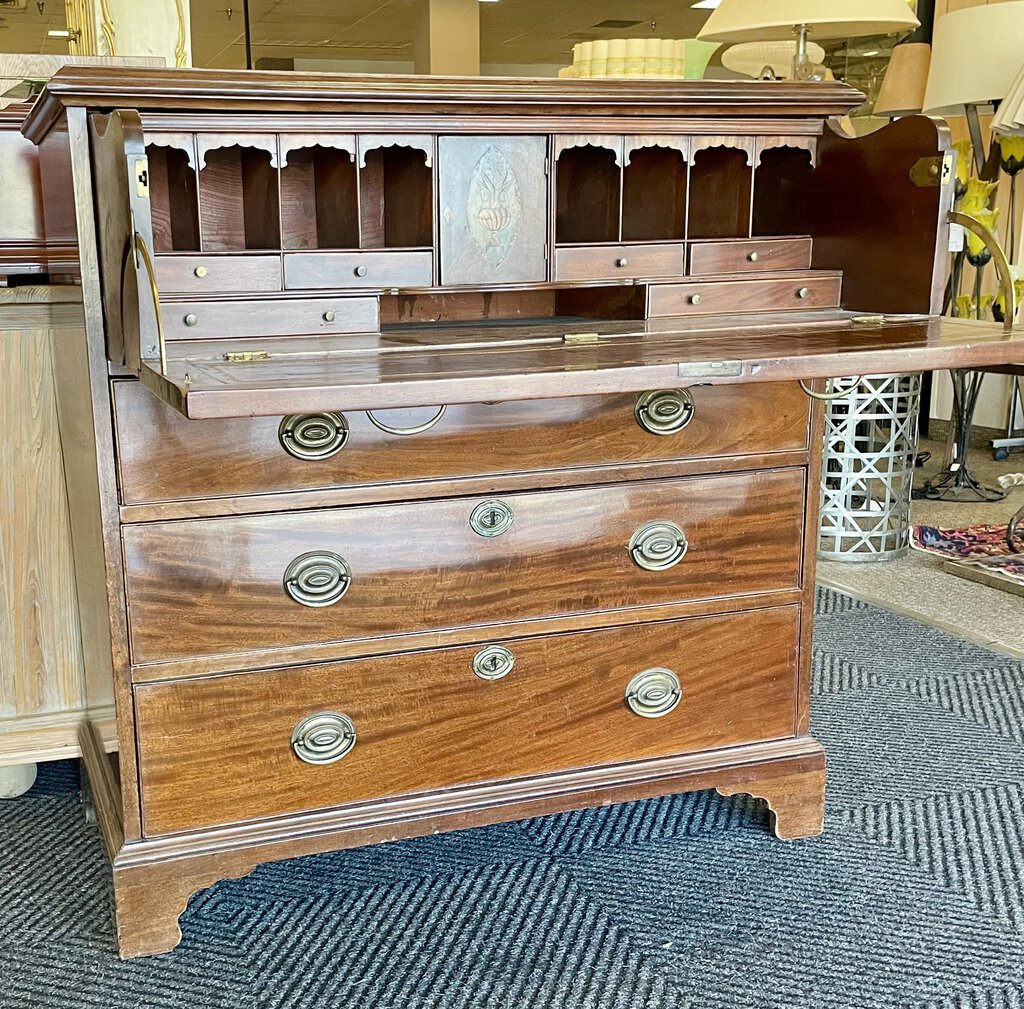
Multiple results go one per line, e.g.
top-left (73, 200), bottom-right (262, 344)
top-left (629, 521), bottom-right (688, 571)
top-left (635, 389), bottom-right (695, 436)
top-left (278, 412), bottom-right (349, 461)
top-left (625, 668), bottom-right (682, 718)
top-left (291, 711), bottom-right (357, 764)
top-left (283, 551), bottom-right (352, 607)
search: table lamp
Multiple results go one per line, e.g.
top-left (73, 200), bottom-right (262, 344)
top-left (874, 43), bottom-right (931, 117)
top-left (697, 0), bottom-right (920, 81)
top-left (922, 1), bottom-right (1024, 170)
top-left (993, 62), bottom-right (1024, 137)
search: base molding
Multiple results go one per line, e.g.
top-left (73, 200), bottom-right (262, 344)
top-left (80, 723), bottom-right (826, 958)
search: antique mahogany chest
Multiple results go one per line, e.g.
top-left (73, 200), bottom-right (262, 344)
top-left (22, 68), bottom-right (1024, 957)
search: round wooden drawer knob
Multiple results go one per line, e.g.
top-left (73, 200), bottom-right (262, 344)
top-left (689, 294), bottom-right (702, 306)
top-left (194, 266), bottom-right (208, 278)
top-left (616, 258), bottom-right (629, 268)
top-left (747, 252), bottom-right (760, 263)
top-left (798, 287), bottom-right (811, 299)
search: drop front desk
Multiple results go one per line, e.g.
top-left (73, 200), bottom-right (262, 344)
top-left (22, 69), bottom-right (1024, 957)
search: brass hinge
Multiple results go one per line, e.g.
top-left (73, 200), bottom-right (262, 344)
top-left (562, 332), bottom-right (602, 345)
top-left (223, 350), bottom-right (270, 363)
top-left (909, 153), bottom-right (954, 188)
top-left (134, 157), bottom-right (150, 198)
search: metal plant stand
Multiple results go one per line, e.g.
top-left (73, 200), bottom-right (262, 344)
top-left (818, 374), bottom-right (922, 561)
top-left (918, 369), bottom-right (1006, 501)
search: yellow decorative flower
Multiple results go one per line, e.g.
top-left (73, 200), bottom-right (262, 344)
top-left (953, 139), bottom-right (973, 199)
top-left (960, 177), bottom-right (998, 215)
top-left (964, 207), bottom-right (1002, 265)
top-left (994, 278), bottom-right (1024, 323)
top-left (998, 134), bottom-right (1024, 176)
top-left (955, 294), bottom-right (976, 318)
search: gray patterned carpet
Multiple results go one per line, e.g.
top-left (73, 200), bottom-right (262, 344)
top-left (1, 589), bottom-right (1022, 1008)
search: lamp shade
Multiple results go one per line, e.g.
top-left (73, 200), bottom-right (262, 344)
top-left (697, 0), bottom-right (920, 44)
top-left (874, 42), bottom-right (931, 116)
top-left (922, 1), bottom-right (1024, 116)
top-left (722, 40), bottom-right (826, 79)
top-left (993, 61), bottom-right (1024, 135)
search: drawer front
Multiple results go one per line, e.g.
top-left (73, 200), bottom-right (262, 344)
top-left (284, 251), bottom-right (434, 291)
top-left (688, 238), bottom-right (812, 276)
top-left (113, 381), bottom-right (811, 506)
top-left (648, 275), bottom-right (841, 317)
top-left (154, 255), bottom-right (282, 294)
top-left (123, 469), bottom-right (806, 665)
top-left (161, 296), bottom-right (379, 340)
top-left (135, 605), bottom-right (800, 835)
top-left (554, 243), bottom-right (684, 282)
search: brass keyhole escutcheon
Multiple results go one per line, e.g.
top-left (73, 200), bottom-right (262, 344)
top-left (635, 389), bottom-right (695, 436)
top-left (470, 499), bottom-right (514, 538)
top-left (473, 645), bottom-right (515, 681)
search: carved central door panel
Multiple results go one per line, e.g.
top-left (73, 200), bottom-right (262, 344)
top-left (438, 136), bottom-right (548, 286)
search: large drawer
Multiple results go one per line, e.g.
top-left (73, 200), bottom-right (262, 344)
top-left (135, 605), bottom-right (800, 835)
top-left (122, 469), bottom-right (806, 666)
top-left (112, 381), bottom-right (811, 507)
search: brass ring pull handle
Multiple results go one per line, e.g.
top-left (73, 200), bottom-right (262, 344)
top-left (472, 645), bottom-right (516, 681)
top-left (127, 230), bottom-right (168, 374)
top-left (291, 711), bottom-right (356, 765)
top-left (283, 551), bottom-right (351, 607)
top-left (629, 520), bottom-right (688, 571)
top-left (365, 406), bottom-right (447, 436)
top-left (625, 668), bottom-right (682, 718)
top-left (470, 499), bottom-right (515, 538)
top-left (949, 211), bottom-right (1017, 333)
top-left (798, 377), bottom-right (864, 401)
top-left (635, 389), bottom-right (695, 436)
top-left (279, 413), bottom-right (349, 461)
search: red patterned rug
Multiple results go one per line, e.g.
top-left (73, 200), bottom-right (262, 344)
top-left (911, 523), bottom-right (1024, 582)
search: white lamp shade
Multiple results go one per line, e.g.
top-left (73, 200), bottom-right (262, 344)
top-left (722, 40), bottom-right (826, 78)
top-left (697, 0), bottom-right (919, 44)
top-left (993, 60), bottom-right (1024, 135)
top-left (922, 1), bottom-right (1024, 116)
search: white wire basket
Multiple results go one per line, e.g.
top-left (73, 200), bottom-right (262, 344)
top-left (818, 374), bottom-right (923, 562)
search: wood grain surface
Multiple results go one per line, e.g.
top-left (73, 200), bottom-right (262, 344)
top-left (112, 379), bottom-right (810, 507)
top-left (688, 237), bottom-right (812, 276)
top-left (122, 468), bottom-right (806, 666)
top-left (0, 300), bottom-right (86, 752)
top-left (134, 604), bottom-right (800, 835)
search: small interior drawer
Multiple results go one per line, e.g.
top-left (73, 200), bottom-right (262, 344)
top-left (284, 251), bottom-right (434, 290)
top-left (689, 238), bottom-right (813, 276)
top-left (648, 274), bottom-right (842, 317)
top-left (122, 468), bottom-right (806, 666)
top-left (554, 243), bottom-right (684, 282)
top-left (154, 255), bottom-right (282, 294)
top-left (134, 604), bottom-right (800, 835)
top-left (160, 296), bottom-right (379, 340)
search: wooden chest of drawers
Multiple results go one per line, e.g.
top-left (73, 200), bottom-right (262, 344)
top-left (27, 69), bottom-right (1024, 959)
